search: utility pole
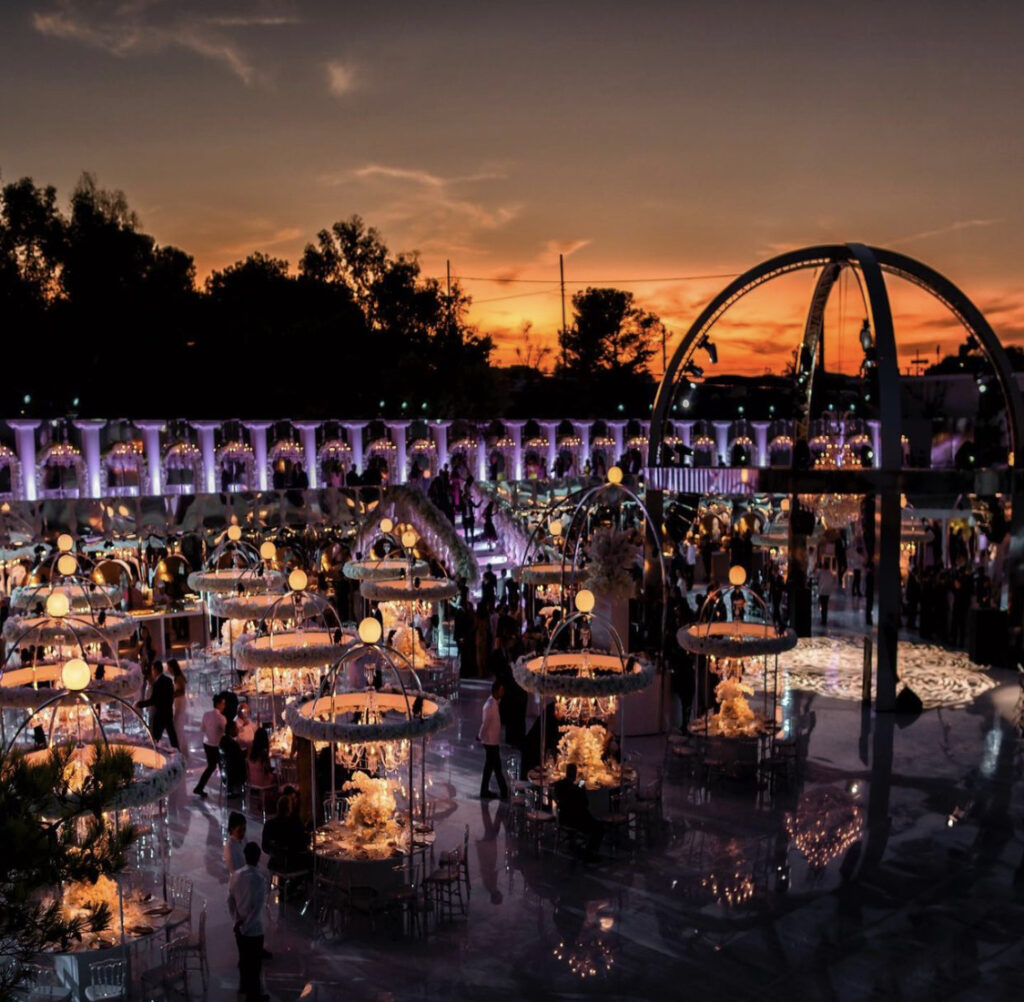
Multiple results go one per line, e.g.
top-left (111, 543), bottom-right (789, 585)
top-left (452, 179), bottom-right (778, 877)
top-left (559, 253), bottom-right (567, 370)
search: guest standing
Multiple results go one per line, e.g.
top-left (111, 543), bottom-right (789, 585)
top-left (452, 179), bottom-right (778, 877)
top-left (168, 659), bottom-right (188, 762)
top-left (137, 661), bottom-right (180, 750)
top-left (227, 841), bottom-right (267, 1002)
top-left (194, 695), bottom-right (227, 798)
top-left (477, 680), bottom-right (508, 799)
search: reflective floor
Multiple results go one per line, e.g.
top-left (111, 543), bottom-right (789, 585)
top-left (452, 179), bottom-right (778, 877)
top-left (159, 608), bottom-right (1024, 1002)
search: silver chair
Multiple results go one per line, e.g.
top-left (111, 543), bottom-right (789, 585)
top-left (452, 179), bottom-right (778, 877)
top-left (83, 959), bottom-right (127, 1001)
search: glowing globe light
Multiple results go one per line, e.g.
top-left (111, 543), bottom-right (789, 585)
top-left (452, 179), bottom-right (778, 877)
top-left (549, 519), bottom-right (563, 538)
top-left (358, 617), bottom-right (383, 645)
top-left (227, 524), bottom-right (242, 542)
top-left (575, 588), bottom-right (596, 614)
top-left (57, 533), bottom-right (74, 553)
top-left (61, 657), bottom-right (90, 691)
top-left (607, 466), bottom-right (624, 485)
top-left (728, 565), bottom-right (747, 587)
top-left (57, 553), bottom-right (78, 576)
top-left (380, 517), bottom-right (394, 535)
top-left (401, 529), bottom-right (418, 549)
top-left (288, 568), bottom-right (308, 592)
top-left (259, 541), bottom-right (277, 561)
top-left (45, 590), bottom-right (70, 619)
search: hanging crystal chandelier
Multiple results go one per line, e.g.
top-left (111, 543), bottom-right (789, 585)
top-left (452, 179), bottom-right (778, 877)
top-left (331, 691), bottom-right (411, 772)
top-left (553, 652), bottom-right (618, 722)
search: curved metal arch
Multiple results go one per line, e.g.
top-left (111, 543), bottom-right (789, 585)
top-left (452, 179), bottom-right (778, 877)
top-left (650, 244), bottom-right (848, 453)
top-left (650, 242), bottom-right (1024, 469)
top-left (794, 262), bottom-right (843, 440)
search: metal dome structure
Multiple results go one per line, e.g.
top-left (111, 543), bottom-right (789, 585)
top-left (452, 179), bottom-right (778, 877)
top-left (647, 244), bottom-right (1024, 710)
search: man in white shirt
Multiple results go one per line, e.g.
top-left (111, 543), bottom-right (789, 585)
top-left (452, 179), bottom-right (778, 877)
top-left (227, 841), bottom-right (267, 1002)
top-left (194, 695), bottom-right (227, 798)
top-left (476, 680), bottom-right (508, 799)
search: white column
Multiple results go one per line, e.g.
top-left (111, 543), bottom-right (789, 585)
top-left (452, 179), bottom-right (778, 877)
top-left (435, 421), bottom-right (450, 472)
top-left (752, 421), bottom-right (770, 468)
top-left (476, 437), bottom-right (488, 482)
top-left (575, 421), bottom-right (591, 473)
top-left (9, 420), bottom-right (40, 500)
top-left (542, 422), bottom-right (558, 476)
top-left (294, 422), bottom-right (320, 488)
top-left (244, 421), bottom-right (272, 491)
top-left (640, 421), bottom-right (651, 467)
top-left (678, 421), bottom-right (693, 449)
top-left (136, 421), bottom-right (164, 494)
top-left (869, 420), bottom-right (882, 468)
top-left (345, 422), bottom-right (367, 474)
top-left (192, 421), bottom-right (220, 494)
top-left (74, 419), bottom-right (106, 497)
top-left (714, 421), bottom-right (731, 466)
top-left (392, 422), bottom-right (410, 484)
top-left (506, 421), bottom-right (525, 481)
top-left (608, 421), bottom-right (626, 465)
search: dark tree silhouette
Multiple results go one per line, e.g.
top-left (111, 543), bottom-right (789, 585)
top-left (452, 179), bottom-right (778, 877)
top-left (559, 286), bottom-right (663, 377)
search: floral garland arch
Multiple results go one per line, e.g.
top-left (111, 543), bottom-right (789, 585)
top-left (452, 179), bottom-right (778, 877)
top-left (677, 620), bottom-right (798, 659)
top-left (0, 443), bottom-right (23, 499)
top-left (317, 438), bottom-right (353, 485)
top-left (512, 650), bottom-right (655, 698)
top-left (216, 440), bottom-right (256, 490)
top-left (162, 441), bottom-right (203, 492)
top-left (103, 442), bottom-right (148, 495)
top-left (36, 442), bottom-right (85, 496)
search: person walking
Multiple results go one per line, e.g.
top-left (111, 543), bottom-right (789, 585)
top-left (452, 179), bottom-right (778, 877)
top-left (227, 841), bottom-right (268, 1002)
top-left (137, 661), bottom-right (180, 750)
top-left (477, 680), bottom-right (508, 799)
top-left (168, 659), bottom-right (188, 763)
top-left (818, 565), bottom-right (836, 628)
top-left (194, 694), bottom-right (227, 798)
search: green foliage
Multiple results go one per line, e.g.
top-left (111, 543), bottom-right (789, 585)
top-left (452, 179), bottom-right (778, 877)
top-left (0, 742), bottom-right (138, 1001)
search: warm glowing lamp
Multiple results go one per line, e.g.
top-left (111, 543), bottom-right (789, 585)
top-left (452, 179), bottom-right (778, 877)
top-left (61, 657), bottom-right (90, 691)
top-left (259, 541), bottom-right (277, 561)
top-left (607, 466), bottom-right (623, 485)
top-left (56, 533), bottom-right (74, 553)
top-left (401, 529), bottom-right (418, 549)
top-left (780, 497), bottom-right (791, 512)
top-left (57, 553), bottom-right (78, 576)
top-left (728, 565), bottom-right (747, 587)
top-left (227, 524), bottom-right (242, 542)
top-left (45, 590), bottom-right (70, 619)
top-left (379, 517), bottom-right (394, 535)
top-left (548, 519), bottom-right (563, 538)
top-left (358, 617), bottom-right (383, 645)
top-left (288, 568), bottom-right (308, 592)
top-left (575, 588), bottom-right (596, 614)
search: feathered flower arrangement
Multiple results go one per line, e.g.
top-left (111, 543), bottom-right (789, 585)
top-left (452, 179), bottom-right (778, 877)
top-left (583, 527), bottom-right (639, 598)
top-left (343, 770), bottom-right (397, 831)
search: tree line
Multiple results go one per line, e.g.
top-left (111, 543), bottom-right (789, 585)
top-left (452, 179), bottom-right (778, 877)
top-left (1, 173), bottom-right (660, 419)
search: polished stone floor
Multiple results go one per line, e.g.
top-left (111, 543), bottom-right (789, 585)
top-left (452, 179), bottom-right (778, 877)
top-left (155, 602), bottom-right (1024, 1002)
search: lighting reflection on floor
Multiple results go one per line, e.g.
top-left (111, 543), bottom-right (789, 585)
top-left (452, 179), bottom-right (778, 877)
top-left (155, 645), bottom-right (1024, 1002)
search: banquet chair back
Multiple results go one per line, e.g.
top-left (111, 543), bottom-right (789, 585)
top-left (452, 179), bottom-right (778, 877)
top-left (165, 874), bottom-right (194, 933)
top-left (140, 936), bottom-right (191, 1001)
top-left (21, 963), bottom-right (73, 1002)
top-left (181, 901), bottom-right (209, 990)
top-left (278, 757), bottom-right (299, 788)
top-left (83, 958), bottom-right (127, 1001)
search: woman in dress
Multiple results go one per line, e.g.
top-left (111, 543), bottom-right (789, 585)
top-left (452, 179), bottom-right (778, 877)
top-left (169, 658), bottom-right (188, 762)
top-left (246, 727), bottom-right (278, 810)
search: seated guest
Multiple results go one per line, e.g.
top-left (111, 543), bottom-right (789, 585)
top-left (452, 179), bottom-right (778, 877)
top-left (236, 703), bottom-right (257, 750)
top-left (261, 791), bottom-right (311, 873)
top-left (246, 728), bottom-right (278, 803)
top-left (552, 763), bottom-right (603, 860)
top-left (220, 721), bottom-right (247, 797)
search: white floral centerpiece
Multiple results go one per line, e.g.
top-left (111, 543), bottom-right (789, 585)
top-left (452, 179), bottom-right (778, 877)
top-left (556, 724), bottom-right (620, 788)
top-left (343, 770), bottom-right (398, 831)
top-left (583, 527), bottom-right (640, 598)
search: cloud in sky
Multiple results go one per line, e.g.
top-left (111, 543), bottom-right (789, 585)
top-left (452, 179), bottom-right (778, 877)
top-left (887, 219), bottom-right (1000, 248)
top-left (325, 59), bottom-right (356, 96)
top-left (31, 0), bottom-right (298, 84)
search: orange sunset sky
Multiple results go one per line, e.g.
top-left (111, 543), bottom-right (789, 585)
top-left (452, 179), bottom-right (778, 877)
top-left (3, 1), bottom-right (1023, 377)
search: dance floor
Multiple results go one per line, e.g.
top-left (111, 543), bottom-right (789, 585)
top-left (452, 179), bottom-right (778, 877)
top-left (162, 625), bottom-right (1024, 1002)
